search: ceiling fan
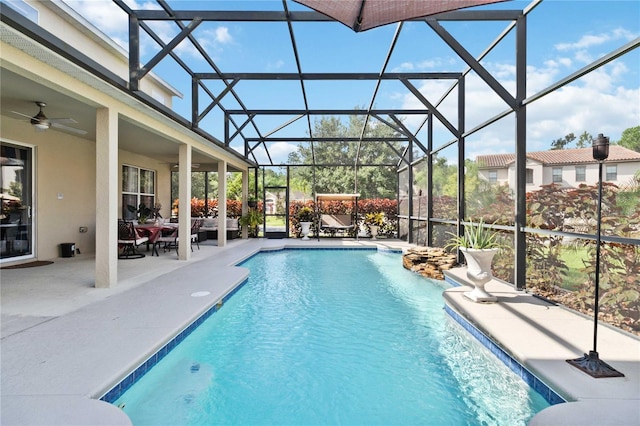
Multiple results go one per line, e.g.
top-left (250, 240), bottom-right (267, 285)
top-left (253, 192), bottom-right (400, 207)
top-left (11, 101), bottom-right (87, 135)
top-left (172, 163), bottom-right (200, 169)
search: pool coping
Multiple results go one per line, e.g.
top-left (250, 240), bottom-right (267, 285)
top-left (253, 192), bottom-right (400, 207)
top-left (442, 269), bottom-right (640, 425)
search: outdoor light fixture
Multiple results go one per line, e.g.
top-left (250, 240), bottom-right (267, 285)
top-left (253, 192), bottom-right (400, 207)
top-left (592, 133), bottom-right (610, 161)
top-left (566, 133), bottom-right (624, 378)
top-left (31, 108), bottom-right (51, 130)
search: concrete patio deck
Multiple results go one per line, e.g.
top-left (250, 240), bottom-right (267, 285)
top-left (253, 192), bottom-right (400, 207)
top-left (1, 238), bottom-right (638, 425)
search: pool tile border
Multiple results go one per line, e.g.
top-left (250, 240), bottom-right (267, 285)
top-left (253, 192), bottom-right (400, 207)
top-left (237, 246), bottom-right (402, 266)
top-left (444, 304), bottom-right (566, 406)
top-left (100, 278), bottom-right (248, 403)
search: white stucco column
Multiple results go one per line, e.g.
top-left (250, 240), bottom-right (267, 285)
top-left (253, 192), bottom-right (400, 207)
top-left (178, 144), bottom-right (191, 260)
top-left (217, 160), bottom-right (227, 247)
top-left (95, 107), bottom-right (118, 288)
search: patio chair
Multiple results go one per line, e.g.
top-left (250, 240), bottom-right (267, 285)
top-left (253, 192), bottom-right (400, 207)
top-left (190, 218), bottom-right (203, 250)
top-left (118, 219), bottom-right (149, 259)
top-left (155, 226), bottom-right (178, 254)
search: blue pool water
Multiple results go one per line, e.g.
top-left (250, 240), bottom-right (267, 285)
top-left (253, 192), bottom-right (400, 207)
top-left (113, 249), bottom-right (549, 425)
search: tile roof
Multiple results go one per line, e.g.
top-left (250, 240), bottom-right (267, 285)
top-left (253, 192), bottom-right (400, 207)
top-left (477, 146), bottom-right (640, 168)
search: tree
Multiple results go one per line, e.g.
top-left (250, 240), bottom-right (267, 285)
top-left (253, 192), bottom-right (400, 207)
top-left (226, 172), bottom-right (243, 200)
top-left (432, 155), bottom-right (456, 197)
top-left (550, 133), bottom-right (576, 150)
top-left (287, 111), bottom-right (403, 198)
top-left (575, 131), bottom-right (594, 148)
top-left (617, 125), bottom-right (640, 152)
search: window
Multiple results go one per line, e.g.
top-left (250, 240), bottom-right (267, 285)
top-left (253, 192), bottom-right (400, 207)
top-left (575, 166), bottom-right (586, 182)
top-left (606, 165), bottom-right (617, 181)
top-left (552, 167), bottom-right (562, 183)
top-left (122, 165), bottom-right (155, 220)
top-left (488, 170), bottom-right (497, 183)
top-left (526, 168), bottom-right (534, 184)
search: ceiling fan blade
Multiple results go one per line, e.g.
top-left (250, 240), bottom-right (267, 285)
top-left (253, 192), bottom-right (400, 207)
top-left (11, 110), bottom-right (34, 119)
top-left (51, 122), bottom-right (88, 135)
top-left (50, 118), bottom-right (78, 124)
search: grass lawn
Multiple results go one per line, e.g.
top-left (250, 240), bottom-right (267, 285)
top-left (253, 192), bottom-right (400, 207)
top-left (559, 244), bottom-right (591, 291)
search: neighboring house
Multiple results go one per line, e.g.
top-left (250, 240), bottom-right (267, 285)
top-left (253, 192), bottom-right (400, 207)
top-left (477, 146), bottom-right (640, 192)
top-left (1, 0), bottom-right (252, 286)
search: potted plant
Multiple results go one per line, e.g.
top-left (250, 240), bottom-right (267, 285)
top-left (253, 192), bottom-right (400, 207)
top-left (127, 203), bottom-right (152, 224)
top-left (150, 203), bottom-right (163, 224)
top-left (296, 206), bottom-right (315, 240)
top-left (239, 209), bottom-right (263, 237)
top-left (445, 218), bottom-right (505, 303)
top-left (364, 212), bottom-right (384, 239)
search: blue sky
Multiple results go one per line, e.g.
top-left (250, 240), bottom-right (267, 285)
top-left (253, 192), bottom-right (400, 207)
top-left (63, 0), bottom-right (639, 163)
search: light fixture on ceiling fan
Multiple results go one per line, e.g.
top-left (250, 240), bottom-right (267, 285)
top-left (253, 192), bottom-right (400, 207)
top-left (11, 101), bottom-right (87, 135)
top-left (31, 102), bottom-right (50, 130)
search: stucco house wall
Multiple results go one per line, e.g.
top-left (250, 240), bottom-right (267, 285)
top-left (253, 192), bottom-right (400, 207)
top-left (1, 115), bottom-right (96, 259)
top-left (480, 147), bottom-right (640, 192)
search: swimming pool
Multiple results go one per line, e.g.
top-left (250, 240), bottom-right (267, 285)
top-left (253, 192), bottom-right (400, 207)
top-left (111, 249), bottom-right (550, 425)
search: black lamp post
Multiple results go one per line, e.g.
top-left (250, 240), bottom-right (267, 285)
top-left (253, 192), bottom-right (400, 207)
top-left (566, 134), bottom-right (624, 378)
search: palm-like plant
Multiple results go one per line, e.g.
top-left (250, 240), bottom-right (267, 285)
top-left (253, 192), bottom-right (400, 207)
top-left (364, 212), bottom-right (384, 226)
top-left (446, 218), bottom-right (504, 250)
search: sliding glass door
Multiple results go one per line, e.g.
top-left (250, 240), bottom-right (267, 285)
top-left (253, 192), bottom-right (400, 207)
top-left (1, 142), bottom-right (33, 261)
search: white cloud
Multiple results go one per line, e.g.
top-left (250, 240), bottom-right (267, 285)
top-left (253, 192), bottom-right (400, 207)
top-left (555, 27), bottom-right (637, 51)
top-left (400, 51), bottom-right (639, 161)
top-left (266, 59), bottom-right (285, 71)
top-left (267, 142), bottom-right (299, 163)
top-left (63, 0), bottom-right (158, 35)
top-left (214, 26), bottom-right (233, 44)
top-left (394, 62), bottom-right (415, 72)
top-left (390, 57), bottom-right (455, 72)
top-left (250, 142), bottom-right (298, 165)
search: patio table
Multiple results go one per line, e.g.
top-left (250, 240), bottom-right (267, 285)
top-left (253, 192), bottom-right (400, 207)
top-left (134, 223), bottom-right (177, 256)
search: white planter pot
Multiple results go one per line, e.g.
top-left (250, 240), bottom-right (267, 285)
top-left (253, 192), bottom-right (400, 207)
top-left (369, 225), bottom-right (379, 239)
top-left (300, 222), bottom-right (312, 240)
top-left (460, 247), bottom-right (498, 303)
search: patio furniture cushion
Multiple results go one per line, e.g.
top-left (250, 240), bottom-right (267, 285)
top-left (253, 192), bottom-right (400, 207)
top-left (320, 214), bottom-right (354, 230)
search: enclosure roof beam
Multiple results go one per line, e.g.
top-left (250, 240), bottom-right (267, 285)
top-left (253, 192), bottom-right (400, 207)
top-left (131, 9), bottom-right (521, 22)
top-left (194, 72), bottom-right (461, 80)
top-left (227, 109), bottom-right (430, 115)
